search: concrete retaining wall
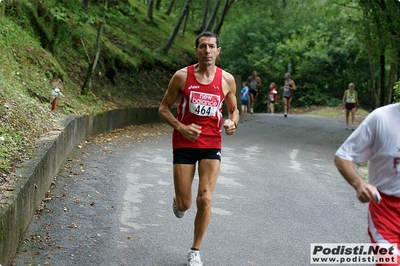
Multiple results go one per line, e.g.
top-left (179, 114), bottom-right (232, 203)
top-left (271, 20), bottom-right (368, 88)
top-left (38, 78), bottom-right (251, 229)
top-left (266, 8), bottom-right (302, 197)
top-left (0, 107), bottom-right (164, 266)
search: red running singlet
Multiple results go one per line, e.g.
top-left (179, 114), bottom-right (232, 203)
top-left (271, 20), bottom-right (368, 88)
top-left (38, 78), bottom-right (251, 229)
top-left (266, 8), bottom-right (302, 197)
top-left (172, 65), bottom-right (225, 149)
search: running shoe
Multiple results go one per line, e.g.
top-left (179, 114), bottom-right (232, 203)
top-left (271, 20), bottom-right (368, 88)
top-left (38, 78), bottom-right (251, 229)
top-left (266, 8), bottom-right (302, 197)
top-left (173, 198), bottom-right (186, 218)
top-left (284, 113), bottom-right (287, 117)
top-left (187, 250), bottom-right (203, 266)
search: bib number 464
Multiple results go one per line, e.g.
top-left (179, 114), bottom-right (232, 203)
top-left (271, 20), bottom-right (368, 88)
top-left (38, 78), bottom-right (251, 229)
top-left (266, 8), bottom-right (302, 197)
top-left (189, 91), bottom-right (220, 116)
top-left (195, 105), bottom-right (211, 116)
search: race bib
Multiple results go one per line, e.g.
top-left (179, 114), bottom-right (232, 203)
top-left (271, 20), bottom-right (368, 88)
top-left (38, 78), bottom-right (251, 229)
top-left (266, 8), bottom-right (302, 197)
top-left (189, 91), bottom-right (220, 116)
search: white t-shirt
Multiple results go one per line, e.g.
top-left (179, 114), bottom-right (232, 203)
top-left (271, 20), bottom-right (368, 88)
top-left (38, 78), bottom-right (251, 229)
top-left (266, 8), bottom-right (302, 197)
top-left (335, 103), bottom-right (400, 197)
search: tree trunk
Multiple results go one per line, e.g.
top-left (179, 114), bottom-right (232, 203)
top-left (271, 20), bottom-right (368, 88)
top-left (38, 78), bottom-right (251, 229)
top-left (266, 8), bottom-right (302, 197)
top-left (387, 52), bottom-right (399, 104)
top-left (379, 54), bottom-right (385, 107)
top-left (181, 4), bottom-right (190, 35)
top-left (146, 0), bottom-right (154, 22)
top-left (161, 0), bottom-right (192, 54)
top-left (82, 0), bottom-right (90, 8)
top-left (367, 43), bottom-right (378, 109)
top-left (388, 64), bottom-right (397, 104)
top-left (81, 0), bottom-right (108, 95)
top-left (155, 0), bottom-right (161, 10)
top-left (200, 0), bottom-right (210, 32)
top-left (213, 0), bottom-right (234, 35)
top-left (165, 0), bottom-right (175, 15)
top-left (362, 7), bottom-right (379, 109)
top-left (204, 0), bottom-right (220, 32)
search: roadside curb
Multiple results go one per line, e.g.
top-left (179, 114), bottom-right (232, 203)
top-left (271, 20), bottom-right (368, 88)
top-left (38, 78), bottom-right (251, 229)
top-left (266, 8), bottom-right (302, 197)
top-left (0, 107), bottom-right (164, 266)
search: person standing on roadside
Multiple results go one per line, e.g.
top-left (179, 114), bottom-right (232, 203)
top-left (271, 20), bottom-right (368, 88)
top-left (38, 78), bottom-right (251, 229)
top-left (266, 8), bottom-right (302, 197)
top-left (158, 31), bottom-right (239, 266)
top-left (246, 70), bottom-right (261, 114)
top-left (269, 82), bottom-right (278, 114)
top-left (334, 102), bottom-right (400, 266)
top-left (281, 73), bottom-right (296, 117)
top-left (341, 82), bottom-right (359, 131)
top-left (241, 82), bottom-right (249, 114)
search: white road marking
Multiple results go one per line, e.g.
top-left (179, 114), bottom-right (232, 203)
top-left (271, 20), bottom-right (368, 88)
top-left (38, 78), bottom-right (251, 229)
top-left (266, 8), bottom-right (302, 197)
top-left (289, 149), bottom-right (303, 172)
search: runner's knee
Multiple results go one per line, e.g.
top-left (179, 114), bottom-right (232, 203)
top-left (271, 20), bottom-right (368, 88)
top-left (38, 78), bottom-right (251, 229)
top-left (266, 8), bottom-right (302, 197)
top-left (196, 191), bottom-right (212, 210)
top-left (175, 196), bottom-right (191, 211)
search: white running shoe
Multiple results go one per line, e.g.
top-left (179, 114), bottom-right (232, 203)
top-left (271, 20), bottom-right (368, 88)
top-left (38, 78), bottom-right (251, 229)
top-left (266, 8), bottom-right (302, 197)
top-left (172, 198), bottom-right (186, 218)
top-left (187, 250), bottom-right (203, 266)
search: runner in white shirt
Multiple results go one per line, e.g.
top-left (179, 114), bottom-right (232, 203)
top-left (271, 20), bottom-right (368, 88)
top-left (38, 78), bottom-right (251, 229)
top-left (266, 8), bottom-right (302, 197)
top-left (334, 103), bottom-right (400, 266)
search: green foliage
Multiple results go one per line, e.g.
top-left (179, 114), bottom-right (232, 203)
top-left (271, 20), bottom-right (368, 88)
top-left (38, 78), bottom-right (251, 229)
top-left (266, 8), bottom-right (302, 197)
top-left (0, 126), bottom-right (24, 173)
top-left (0, 0), bottom-right (197, 175)
top-left (108, 4), bottom-right (135, 19)
top-left (219, 0), bottom-right (397, 112)
top-left (244, 2), bottom-right (345, 111)
top-left (394, 79), bottom-right (400, 103)
top-left (0, 102), bottom-right (45, 174)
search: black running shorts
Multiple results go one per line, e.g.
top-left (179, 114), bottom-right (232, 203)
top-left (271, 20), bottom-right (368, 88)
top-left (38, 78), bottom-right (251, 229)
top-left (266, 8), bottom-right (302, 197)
top-left (249, 89), bottom-right (258, 96)
top-left (173, 148), bottom-right (222, 164)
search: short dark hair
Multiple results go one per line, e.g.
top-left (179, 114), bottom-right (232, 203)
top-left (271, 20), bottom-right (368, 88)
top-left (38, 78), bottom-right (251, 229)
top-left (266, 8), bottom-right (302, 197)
top-left (195, 31), bottom-right (220, 48)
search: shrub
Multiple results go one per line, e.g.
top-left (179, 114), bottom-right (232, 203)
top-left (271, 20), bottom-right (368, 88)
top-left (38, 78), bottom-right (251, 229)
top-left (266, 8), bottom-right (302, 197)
top-left (394, 79), bottom-right (400, 103)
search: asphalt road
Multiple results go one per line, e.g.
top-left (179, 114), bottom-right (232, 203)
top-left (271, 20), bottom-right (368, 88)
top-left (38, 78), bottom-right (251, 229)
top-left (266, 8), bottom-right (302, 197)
top-left (12, 113), bottom-right (370, 266)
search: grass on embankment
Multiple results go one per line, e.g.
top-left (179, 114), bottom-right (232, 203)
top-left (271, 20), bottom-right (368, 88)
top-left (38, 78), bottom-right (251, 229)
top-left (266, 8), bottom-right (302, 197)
top-left (0, 1), bottom-right (196, 178)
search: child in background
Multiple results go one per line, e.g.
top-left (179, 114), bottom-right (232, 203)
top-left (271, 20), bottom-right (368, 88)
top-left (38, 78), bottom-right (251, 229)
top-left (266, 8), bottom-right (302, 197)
top-left (241, 82), bottom-right (249, 114)
top-left (269, 83), bottom-right (278, 114)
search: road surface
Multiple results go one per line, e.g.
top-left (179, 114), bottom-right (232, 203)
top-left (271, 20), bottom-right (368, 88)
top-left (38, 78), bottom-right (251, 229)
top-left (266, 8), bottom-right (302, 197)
top-left (12, 113), bottom-right (370, 266)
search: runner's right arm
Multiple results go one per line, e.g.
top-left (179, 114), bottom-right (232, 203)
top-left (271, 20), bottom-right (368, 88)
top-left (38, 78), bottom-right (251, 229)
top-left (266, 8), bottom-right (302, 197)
top-left (159, 69), bottom-right (202, 140)
top-left (334, 156), bottom-right (378, 203)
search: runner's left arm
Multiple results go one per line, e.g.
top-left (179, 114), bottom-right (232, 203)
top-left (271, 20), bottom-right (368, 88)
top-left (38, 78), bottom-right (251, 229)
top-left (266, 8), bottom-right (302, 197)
top-left (290, 80), bottom-right (296, 90)
top-left (223, 72), bottom-right (239, 135)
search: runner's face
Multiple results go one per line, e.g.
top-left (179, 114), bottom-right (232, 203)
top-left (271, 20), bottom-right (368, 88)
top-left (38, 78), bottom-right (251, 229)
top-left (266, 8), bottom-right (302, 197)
top-left (195, 36), bottom-right (220, 65)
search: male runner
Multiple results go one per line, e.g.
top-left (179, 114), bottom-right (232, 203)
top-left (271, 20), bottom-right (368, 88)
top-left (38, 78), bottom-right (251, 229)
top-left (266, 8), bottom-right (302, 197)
top-left (334, 103), bottom-right (400, 266)
top-left (158, 31), bottom-right (239, 266)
